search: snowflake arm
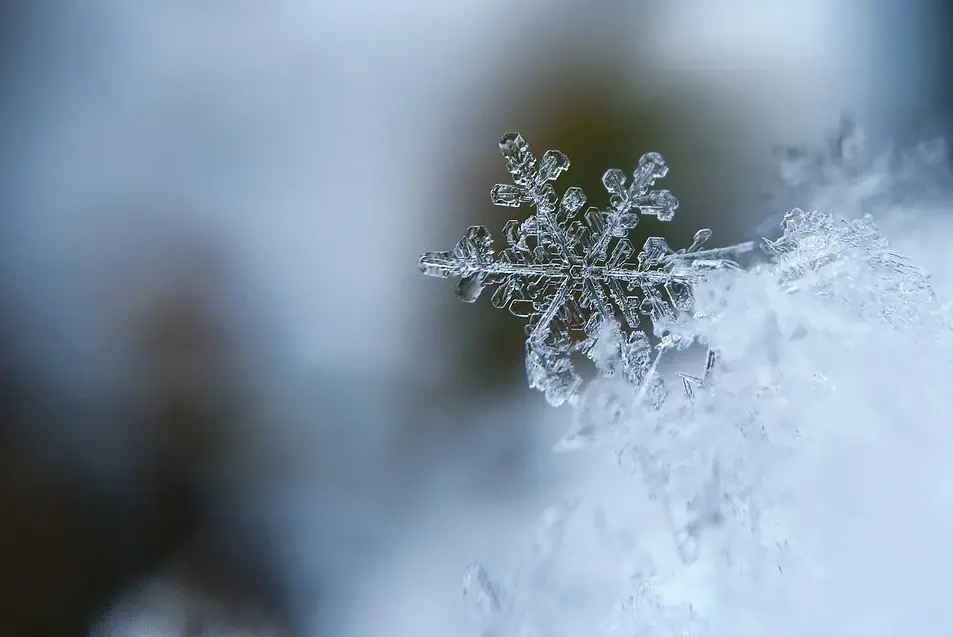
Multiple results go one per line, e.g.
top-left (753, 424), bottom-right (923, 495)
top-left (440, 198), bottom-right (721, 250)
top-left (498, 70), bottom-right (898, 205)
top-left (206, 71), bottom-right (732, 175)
top-left (590, 152), bottom-right (678, 262)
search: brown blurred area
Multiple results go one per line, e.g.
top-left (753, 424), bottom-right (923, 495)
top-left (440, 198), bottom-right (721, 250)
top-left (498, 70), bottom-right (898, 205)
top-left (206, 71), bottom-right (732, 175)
top-left (0, 248), bottom-right (293, 636)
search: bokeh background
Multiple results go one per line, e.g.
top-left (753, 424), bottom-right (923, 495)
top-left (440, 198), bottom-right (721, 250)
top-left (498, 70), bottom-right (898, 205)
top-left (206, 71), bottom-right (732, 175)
top-left (0, 1), bottom-right (950, 635)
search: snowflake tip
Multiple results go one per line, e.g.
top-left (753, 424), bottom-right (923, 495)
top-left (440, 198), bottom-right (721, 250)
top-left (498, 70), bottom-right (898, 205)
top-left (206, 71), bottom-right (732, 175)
top-left (538, 149), bottom-right (571, 182)
top-left (490, 183), bottom-right (523, 207)
top-left (419, 225), bottom-right (494, 280)
top-left (692, 228), bottom-right (713, 246)
top-left (637, 151), bottom-right (669, 181)
top-left (561, 186), bottom-right (587, 216)
top-left (499, 131), bottom-right (527, 154)
top-left (602, 168), bottom-right (627, 195)
top-left (418, 251), bottom-right (454, 278)
top-left (642, 190), bottom-right (679, 221)
top-left (498, 132), bottom-right (537, 184)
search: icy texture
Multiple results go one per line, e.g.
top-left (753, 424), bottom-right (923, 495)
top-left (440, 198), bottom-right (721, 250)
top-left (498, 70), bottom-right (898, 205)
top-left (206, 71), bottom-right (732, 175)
top-left (420, 133), bottom-right (753, 406)
top-left (460, 204), bottom-right (944, 637)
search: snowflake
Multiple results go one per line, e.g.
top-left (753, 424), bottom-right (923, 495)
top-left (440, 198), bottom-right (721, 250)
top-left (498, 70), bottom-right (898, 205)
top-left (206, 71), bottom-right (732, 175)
top-left (420, 132), bottom-right (753, 406)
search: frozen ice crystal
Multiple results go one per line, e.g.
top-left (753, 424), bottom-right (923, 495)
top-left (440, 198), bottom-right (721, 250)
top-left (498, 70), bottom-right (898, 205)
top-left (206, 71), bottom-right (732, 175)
top-left (420, 133), bottom-right (754, 406)
top-left (762, 208), bottom-right (934, 307)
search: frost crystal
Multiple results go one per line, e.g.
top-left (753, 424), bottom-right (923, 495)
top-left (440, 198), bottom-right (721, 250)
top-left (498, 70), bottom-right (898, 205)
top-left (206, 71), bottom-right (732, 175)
top-left (420, 133), bottom-right (753, 406)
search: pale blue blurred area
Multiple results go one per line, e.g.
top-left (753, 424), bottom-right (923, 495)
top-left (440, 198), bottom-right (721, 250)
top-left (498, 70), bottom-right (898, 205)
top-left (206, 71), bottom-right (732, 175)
top-left (2, 0), bottom-right (946, 386)
top-left (0, 1), bottom-right (948, 634)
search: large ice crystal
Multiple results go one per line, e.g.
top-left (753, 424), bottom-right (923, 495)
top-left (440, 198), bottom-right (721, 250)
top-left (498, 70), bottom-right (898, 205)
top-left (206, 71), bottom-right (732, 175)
top-left (420, 133), bottom-right (753, 406)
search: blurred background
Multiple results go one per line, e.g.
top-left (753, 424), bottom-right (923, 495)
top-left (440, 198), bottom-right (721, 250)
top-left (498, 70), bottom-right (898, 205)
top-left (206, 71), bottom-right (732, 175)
top-left (0, 1), bottom-right (949, 635)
